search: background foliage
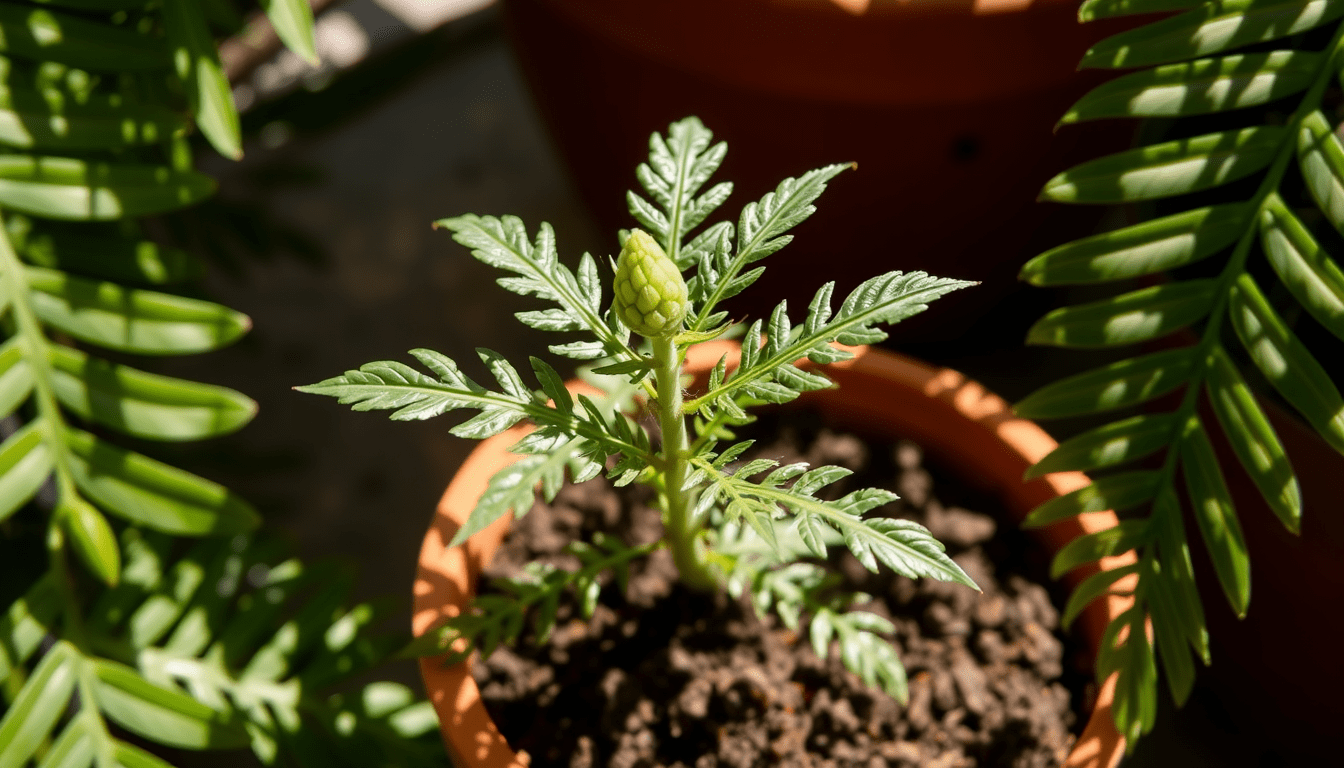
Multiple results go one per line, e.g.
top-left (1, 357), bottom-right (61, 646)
top-left (0, 1), bottom-right (441, 765)
top-left (1021, 0), bottom-right (1344, 748)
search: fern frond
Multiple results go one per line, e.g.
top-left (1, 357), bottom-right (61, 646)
top-left (1022, 3), bottom-right (1344, 747)
top-left (2, 530), bottom-right (444, 768)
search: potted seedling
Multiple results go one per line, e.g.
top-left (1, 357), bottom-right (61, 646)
top-left (301, 117), bottom-right (1132, 766)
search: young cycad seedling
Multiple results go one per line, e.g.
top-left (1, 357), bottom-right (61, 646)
top-left (298, 117), bottom-right (978, 702)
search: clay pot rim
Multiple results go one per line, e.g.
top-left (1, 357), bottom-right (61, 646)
top-left (414, 342), bottom-right (1131, 768)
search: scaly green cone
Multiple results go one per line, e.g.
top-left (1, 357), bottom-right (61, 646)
top-left (613, 229), bottom-right (688, 338)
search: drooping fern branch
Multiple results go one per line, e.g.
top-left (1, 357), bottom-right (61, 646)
top-left (1019, 0), bottom-right (1344, 748)
top-left (0, 2), bottom-right (440, 766)
top-left (1, 528), bottom-right (442, 767)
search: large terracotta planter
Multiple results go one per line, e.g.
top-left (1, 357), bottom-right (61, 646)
top-left (500, 0), bottom-right (1136, 342)
top-left (413, 342), bottom-right (1134, 767)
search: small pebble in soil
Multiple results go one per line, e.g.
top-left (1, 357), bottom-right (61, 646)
top-left (471, 416), bottom-right (1082, 767)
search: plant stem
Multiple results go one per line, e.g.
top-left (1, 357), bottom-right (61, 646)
top-left (652, 334), bottom-right (718, 591)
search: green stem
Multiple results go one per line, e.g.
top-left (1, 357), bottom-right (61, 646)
top-left (651, 334), bottom-right (717, 591)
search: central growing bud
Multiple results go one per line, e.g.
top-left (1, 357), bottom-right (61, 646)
top-left (613, 229), bottom-right (688, 338)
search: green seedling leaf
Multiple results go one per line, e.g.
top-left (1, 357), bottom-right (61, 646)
top-left (1081, 0), bottom-right (1344, 70)
top-left (1014, 348), bottom-right (1193, 419)
top-left (1024, 471), bottom-right (1162, 528)
top-left (1204, 344), bottom-right (1300, 532)
top-left (1062, 51), bottom-right (1318, 124)
top-left (1026, 414), bottom-right (1178, 478)
top-left (65, 426), bottom-right (261, 535)
top-left (1260, 193), bottom-right (1344, 341)
top-left (1227, 272), bottom-right (1344, 454)
top-left (1180, 417), bottom-right (1250, 617)
top-left (451, 450), bottom-right (576, 547)
top-left (1026, 280), bottom-right (1216, 348)
top-left (0, 155), bottom-right (215, 220)
top-left (1020, 204), bottom-right (1245, 286)
top-left (49, 344), bottom-right (257, 440)
top-left (25, 266), bottom-right (250, 354)
top-left (1041, 127), bottom-right (1283, 203)
top-left (628, 116), bottom-right (730, 265)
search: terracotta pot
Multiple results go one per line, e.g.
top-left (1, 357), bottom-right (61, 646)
top-left (415, 342), bottom-right (1135, 767)
top-left (499, 0), bottom-right (1137, 343)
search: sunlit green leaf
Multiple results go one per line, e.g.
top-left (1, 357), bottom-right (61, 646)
top-left (1051, 519), bottom-right (1149, 578)
top-left (1296, 110), bottom-right (1344, 237)
top-left (1026, 280), bottom-right (1216, 347)
top-left (163, 0), bottom-right (241, 160)
top-left (1204, 344), bottom-right (1300, 532)
top-left (1147, 556), bottom-right (1197, 705)
top-left (1061, 51), bottom-right (1318, 124)
top-left (0, 155), bottom-right (214, 220)
top-left (25, 266), bottom-right (249, 354)
top-left (1227, 272), bottom-right (1344, 453)
top-left (0, 5), bottom-right (169, 71)
top-left (0, 641), bottom-right (77, 768)
top-left (0, 420), bottom-right (52, 523)
top-left (48, 344), bottom-right (257, 440)
top-left (1026, 414), bottom-right (1178, 478)
top-left (1024, 471), bottom-right (1162, 527)
top-left (262, 0), bottom-right (318, 65)
top-left (1078, 0), bottom-right (1209, 21)
top-left (59, 492), bottom-right (120, 586)
top-left (1061, 563), bottom-right (1141, 630)
top-left (1081, 0), bottom-right (1344, 70)
top-left (1180, 417), bottom-right (1250, 616)
top-left (6, 216), bottom-right (199, 286)
top-left (1014, 348), bottom-right (1194, 418)
top-left (1151, 487), bottom-right (1210, 662)
top-left (0, 85), bottom-right (186, 150)
top-left (0, 336), bottom-right (34, 418)
top-left (1020, 205), bottom-right (1245, 286)
top-left (1260, 192), bottom-right (1344, 340)
top-left (65, 426), bottom-right (261, 535)
top-left (92, 658), bottom-right (249, 749)
top-left (1042, 127), bottom-right (1282, 203)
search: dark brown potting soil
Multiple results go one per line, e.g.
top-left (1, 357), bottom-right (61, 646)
top-left (472, 411), bottom-right (1085, 767)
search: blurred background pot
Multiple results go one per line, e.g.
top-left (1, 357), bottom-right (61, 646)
top-left (500, 0), bottom-right (1134, 349)
top-left (413, 342), bottom-right (1134, 767)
